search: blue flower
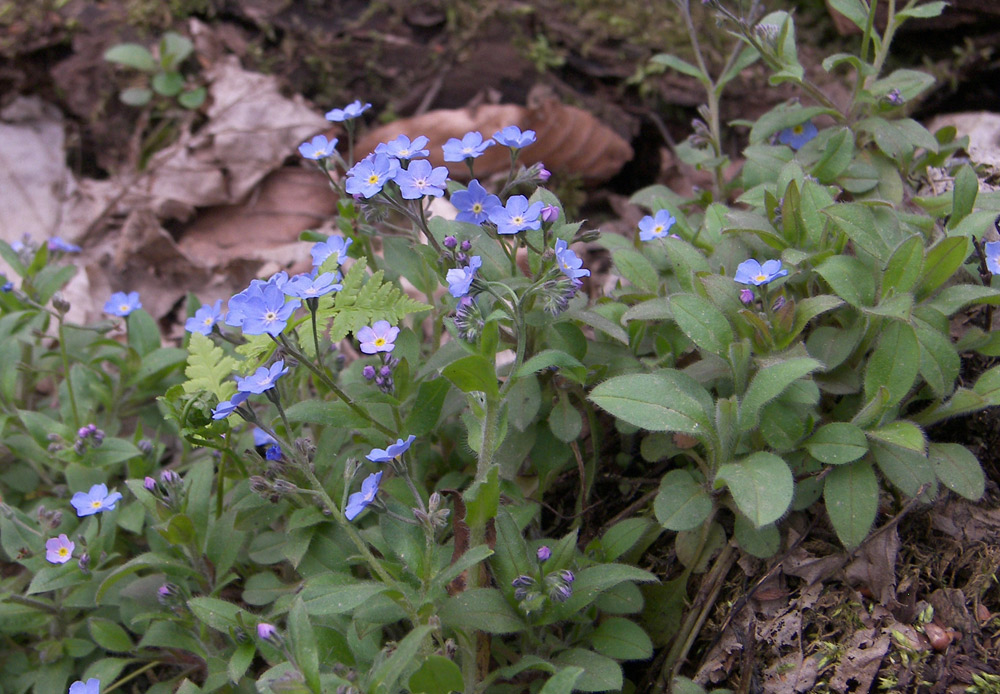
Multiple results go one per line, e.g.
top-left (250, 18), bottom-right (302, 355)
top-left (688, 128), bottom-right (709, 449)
top-left (237, 360), bottom-right (290, 394)
top-left (240, 284), bottom-right (300, 336)
top-left (253, 428), bottom-right (277, 447)
top-left (493, 125), bottom-right (536, 149)
top-left (69, 679), bottom-right (101, 694)
top-left (212, 391), bottom-right (249, 419)
top-left (734, 258), bottom-right (789, 286)
top-left (374, 134), bottom-right (430, 160)
top-left (442, 131), bottom-right (494, 162)
top-left (48, 237), bottom-right (81, 253)
top-left (395, 158), bottom-right (449, 199)
top-left (185, 299), bottom-right (223, 335)
top-left (71, 483), bottom-right (123, 517)
top-left (366, 434), bottom-right (416, 462)
top-left (311, 236), bottom-right (353, 268)
top-left (345, 471), bottom-right (382, 521)
top-left (104, 291), bottom-right (141, 317)
top-left (451, 180), bottom-right (501, 225)
top-left (325, 100), bottom-right (371, 122)
top-left (986, 241), bottom-right (1000, 275)
top-left (345, 153), bottom-right (399, 198)
top-left (488, 195), bottom-right (544, 235)
top-left (282, 272), bottom-right (342, 299)
top-left (446, 255), bottom-right (482, 298)
top-left (357, 320), bottom-right (400, 354)
top-left (638, 209), bottom-right (677, 241)
top-left (298, 134), bottom-right (339, 160)
top-left (776, 120), bottom-right (818, 150)
top-left (554, 239), bottom-right (590, 281)
top-left (265, 444), bottom-right (282, 461)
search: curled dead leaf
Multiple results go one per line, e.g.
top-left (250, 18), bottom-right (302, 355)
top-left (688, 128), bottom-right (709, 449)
top-left (923, 621), bottom-right (953, 651)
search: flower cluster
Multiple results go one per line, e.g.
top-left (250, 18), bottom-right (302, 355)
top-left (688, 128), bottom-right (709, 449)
top-left (73, 423), bottom-right (105, 455)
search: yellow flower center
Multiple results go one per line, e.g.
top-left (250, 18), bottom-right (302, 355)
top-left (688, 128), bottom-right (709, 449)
top-left (119, 304), bottom-right (130, 312)
top-left (367, 174), bottom-right (380, 185)
top-left (91, 500), bottom-right (103, 508)
top-left (264, 310), bottom-right (277, 322)
top-left (792, 125), bottom-right (804, 134)
top-left (58, 547), bottom-right (69, 557)
top-left (754, 274), bottom-right (768, 283)
top-left (374, 337), bottom-right (386, 347)
top-left (512, 216), bottom-right (524, 225)
top-left (472, 203), bottom-right (483, 213)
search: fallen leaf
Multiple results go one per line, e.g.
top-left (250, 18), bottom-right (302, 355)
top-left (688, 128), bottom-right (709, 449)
top-left (828, 627), bottom-right (891, 694)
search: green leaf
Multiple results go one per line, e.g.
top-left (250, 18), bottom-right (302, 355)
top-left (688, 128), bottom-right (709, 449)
top-left (284, 400), bottom-right (368, 428)
top-left (871, 439), bottom-right (936, 500)
top-left (187, 597), bottom-right (243, 632)
top-left (151, 71), bottom-right (184, 97)
top-left (811, 128), bottom-right (854, 183)
top-left (178, 87), bottom-right (206, 109)
top-left (816, 255), bottom-right (876, 307)
top-left (183, 332), bottom-right (237, 401)
top-left (866, 419), bottom-right (926, 452)
top-left (515, 349), bottom-right (587, 384)
top-left (948, 164), bottom-right (978, 229)
top-left (824, 203), bottom-right (890, 261)
top-left (613, 248), bottom-right (659, 293)
top-left (289, 598), bottom-right (320, 693)
top-left (300, 580), bottom-right (388, 615)
top-left (917, 236), bottom-right (972, 300)
top-left (733, 514), bottom-right (781, 558)
top-left (408, 655), bottom-right (464, 694)
top-left (804, 422), bottom-right (869, 464)
top-left (551, 649), bottom-right (623, 693)
top-left (228, 640), bottom-right (255, 683)
top-left (317, 257), bottom-right (431, 343)
top-left (672, 676), bottom-right (709, 694)
top-left (826, 0), bottom-right (868, 30)
top-left (548, 394), bottom-right (583, 443)
top-left (863, 321), bottom-right (919, 407)
top-left (589, 618), bottom-right (653, 660)
top-left (897, 1), bottom-right (946, 18)
top-left (589, 370), bottom-right (713, 435)
top-left (914, 318), bottom-right (959, 398)
top-left (925, 285), bottom-right (1000, 317)
top-left (119, 87), bottom-right (152, 106)
top-left (598, 518), bottom-right (655, 562)
top-left (104, 43), bottom-right (156, 71)
top-left (739, 356), bottom-right (822, 431)
top-left (438, 588), bottom-right (523, 634)
top-left (561, 564), bottom-right (658, 613)
top-left (882, 235), bottom-right (924, 295)
top-left (441, 354), bottom-right (498, 401)
top-left (539, 667), bottom-right (586, 694)
top-left (649, 53), bottom-right (710, 85)
top-left (160, 31), bottom-right (194, 66)
top-left (370, 625), bottom-right (433, 694)
top-left (669, 294), bottom-right (734, 357)
top-left (929, 443), bottom-right (985, 501)
top-left (824, 460), bottom-right (878, 549)
top-left (88, 618), bottom-right (134, 653)
top-left (749, 105), bottom-right (830, 145)
top-left (404, 378), bottom-right (451, 435)
top-left (654, 469), bottom-right (713, 531)
top-left (715, 452), bottom-right (793, 528)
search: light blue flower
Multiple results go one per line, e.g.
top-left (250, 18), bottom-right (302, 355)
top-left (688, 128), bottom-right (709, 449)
top-left (345, 153), bottom-right (399, 198)
top-left (282, 272), bottom-right (342, 299)
top-left (71, 484), bottom-right (123, 517)
top-left (237, 360), bottom-right (290, 394)
top-left (345, 471), bottom-right (382, 521)
top-left (488, 195), bottom-right (543, 235)
top-left (357, 320), bottom-right (399, 354)
top-left (240, 284), bottom-right (300, 336)
top-left (325, 100), bottom-right (371, 122)
top-left (311, 236), bottom-right (353, 268)
top-left (446, 256), bottom-right (482, 298)
top-left (442, 131), bottom-right (494, 162)
top-left (776, 120), bottom-right (818, 150)
top-left (104, 291), bottom-right (141, 317)
top-left (493, 125), bottom-right (536, 149)
top-left (212, 391), bottom-right (249, 419)
top-left (374, 134), bottom-right (430, 160)
top-left (554, 239), bottom-right (590, 281)
top-left (69, 679), bottom-right (101, 694)
top-left (452, 180), bottom-right (501, 225)
top-left (366, 434), bottom-right (416, 462)
top-left (985, 241), bottom-right (1000, 275)
top-left (298, 134), bottom-right (338, 160)
top-left (185, 300), bottom-right (223, 335)
top-left (395, 158), bottom-right (449, 199)
top-left (734, 258), bottom-right (788, 286)
top-left (48, 237), bottom-right (81, 253)
top-left (638, 209), bottom-right (677, 241)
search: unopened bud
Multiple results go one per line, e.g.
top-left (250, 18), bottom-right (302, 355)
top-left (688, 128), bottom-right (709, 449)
top-left (540, 205), bottom-right (559, 223)
top-left (537, 546), bottom-right (551, 562)
top-left (443, 235), bottom-right (458, 249)
top-left (740, 288), bottom-right (754, 305)
top-left (52, 293), bottom-right (70, 314)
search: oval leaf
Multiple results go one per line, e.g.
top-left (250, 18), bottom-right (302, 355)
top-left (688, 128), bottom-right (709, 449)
top-left (715, 452), bottom-right (793, 527)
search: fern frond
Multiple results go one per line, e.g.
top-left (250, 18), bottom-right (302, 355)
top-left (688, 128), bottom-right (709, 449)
top-left (183, 333), bottom-right (237, 401)
top-left (235, 334), bottom-right (277, 371)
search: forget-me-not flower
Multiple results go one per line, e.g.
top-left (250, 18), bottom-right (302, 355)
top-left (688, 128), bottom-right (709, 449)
top-left (777, 121), bottom-right (818, 150)
top-left (638, 209), bottom-right (677, 241)
top-left (325, 100), bottom-right (371, 122)
top-left (69, 679), bottom-right (101, 694)
top-left (45, 534), bottom-right (75, 564)
top-left (375, 134), bottom-right (430, 160)
top-left (71, 483), bottom-right (123, 517)
top-left (357, 320), bottom-right (399, 354)
top-left (237, 361), bottom-right (290, 394)
top-left (240, 284), bottom-right (300, 336)
top-left (442, 131), bottom-right (494, 162)
top-left (345, 471), bottom-right (382, 521)
top-left (212, 391), bottom-right (249, 419)
top-left (985, 241), bottom-right (1000, 274)
top-left (298, 134), bottom-right (338, 160)
top-left (446, 256), bottom-right (482, 298)
top-left (104, 291), bottom-right (141, 317)
top-left (395, 159), bottom-right (449, 199)
top-left (282, 272), bottom-right (342, 300)
top-left (366, 435), bottom-right (416, 462)
top-left (48, 237), bottom-right (81, 253)
top-left (311, 236), bottom-right (352, 268)
top-left (489, 195), bottom-right (544, 235)
top-left (734, 258), bottom-right (789, 286)
top-left (346, 153), bottom-right (399, 198)
top-left (185, 300), bottom-right (223, 335)
top-left (554, 239), bottom-right (590, 281)
top-left (452, 180), bottom-right (500, 225)
top-left (493, 125), bottom-right (536, 149)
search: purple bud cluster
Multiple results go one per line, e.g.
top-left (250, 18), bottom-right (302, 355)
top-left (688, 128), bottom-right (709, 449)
top-left (363, 352), bottom-right (399, 395)
top-left (453, 296), bottom-right (486, 342)
top-left (74, 423), bottom-right (105, 455)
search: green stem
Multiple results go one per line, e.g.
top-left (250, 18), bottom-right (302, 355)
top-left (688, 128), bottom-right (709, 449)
top-left (57, 320), bottom-right (81, 430)
top-left (3, 593), bottom-right (59, 614)
top-left (105, 660), bottom-right (163, 694)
